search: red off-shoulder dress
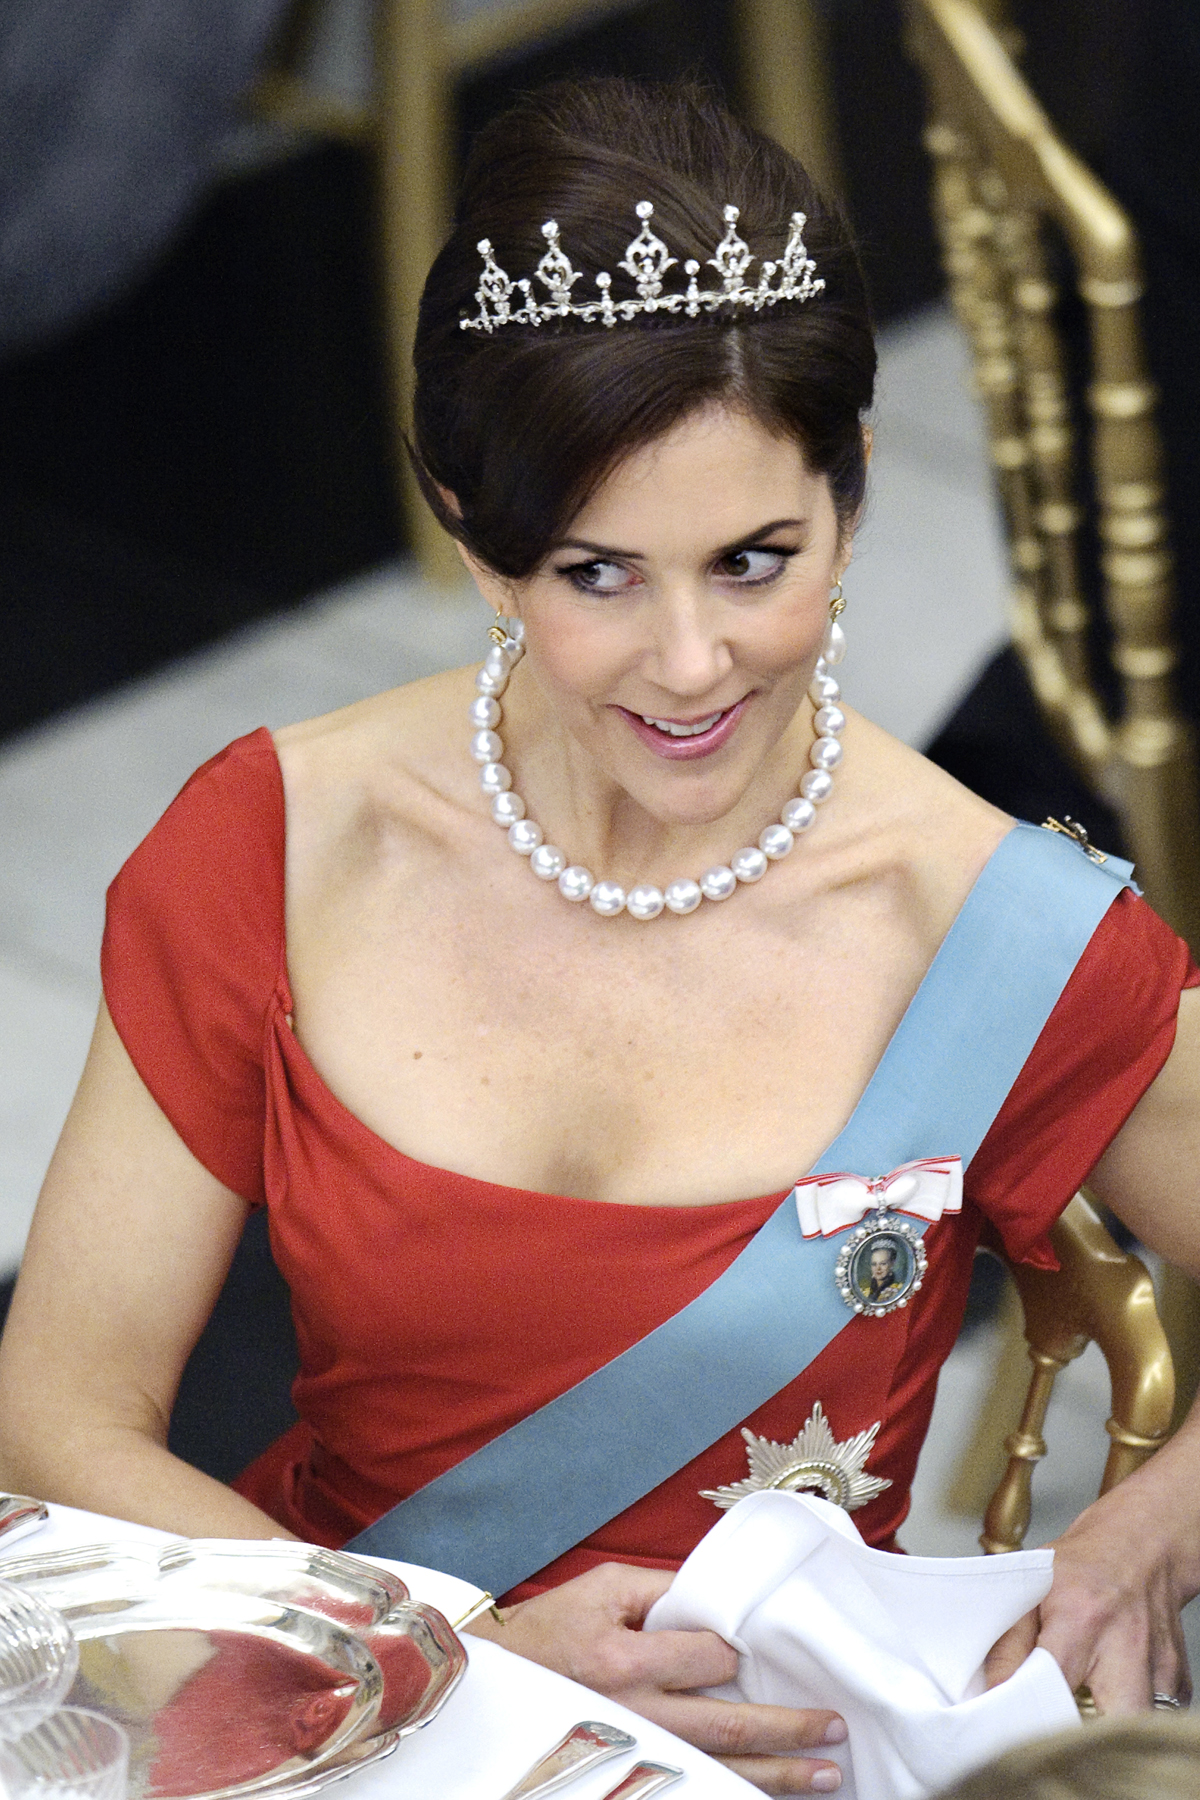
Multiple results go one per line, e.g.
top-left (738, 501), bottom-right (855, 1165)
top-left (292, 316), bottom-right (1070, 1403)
top-left (101, 730), bottom-right (1198, 1600)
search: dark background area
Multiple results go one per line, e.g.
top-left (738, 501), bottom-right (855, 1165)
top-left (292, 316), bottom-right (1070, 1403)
top-left (1, 0), bottom-right (943, 746)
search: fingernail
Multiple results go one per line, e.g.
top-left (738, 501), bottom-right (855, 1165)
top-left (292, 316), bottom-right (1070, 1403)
top-left (811, 1769), bottom-right (842, 1792)
top-left (822, 1718), bottom-right (848, 1745)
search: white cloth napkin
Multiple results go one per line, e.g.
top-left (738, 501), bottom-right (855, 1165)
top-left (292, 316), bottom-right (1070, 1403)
top-left (644, 1490), bottom-right (1080, 1799)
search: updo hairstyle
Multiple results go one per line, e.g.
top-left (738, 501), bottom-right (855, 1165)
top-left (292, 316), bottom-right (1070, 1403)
top-left (411, 78), bottom-right (877, 579)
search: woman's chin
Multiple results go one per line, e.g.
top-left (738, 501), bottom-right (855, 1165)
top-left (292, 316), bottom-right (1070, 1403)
top-left (607, 741), bottom-right (801, 833)
top-left (600, 767), bottom-right (779, 842)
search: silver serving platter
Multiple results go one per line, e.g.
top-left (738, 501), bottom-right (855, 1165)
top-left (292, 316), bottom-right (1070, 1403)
top-left (0, 1540), bottom-right (467, 1800)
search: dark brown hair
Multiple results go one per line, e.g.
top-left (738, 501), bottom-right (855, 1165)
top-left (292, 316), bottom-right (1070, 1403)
top-left (411, 78), bottom-right (876, 578)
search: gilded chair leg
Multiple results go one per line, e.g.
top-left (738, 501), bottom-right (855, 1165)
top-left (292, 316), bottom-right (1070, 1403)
top-left (980, 1349), bottom-right (1064, 1554)
top-left (1157, 1261), bottom-right (1200, 1433)
top-left (943, 1275), bottom-right (1029, 1520)
top-left (376, 0), bottom-right (466, 590)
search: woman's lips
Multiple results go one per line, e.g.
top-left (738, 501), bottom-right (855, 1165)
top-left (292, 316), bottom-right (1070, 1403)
top-left (617, 697), bottom-right (749, 760)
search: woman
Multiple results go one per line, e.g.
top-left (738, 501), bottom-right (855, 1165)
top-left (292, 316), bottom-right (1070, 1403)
top-left (0, 78), bottom-right (1198, 1797)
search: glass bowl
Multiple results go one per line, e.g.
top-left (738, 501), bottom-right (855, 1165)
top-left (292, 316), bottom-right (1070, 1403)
top-left (0, 1706), bottom-right (129, 1800)
top-left (0, 1575), bottom-right (79, 1739)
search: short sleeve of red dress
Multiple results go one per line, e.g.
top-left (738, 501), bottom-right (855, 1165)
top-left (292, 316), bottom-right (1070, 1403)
top-left (101, 729), bottom-right (285, 1207)
top-left (967, 885), bottom-right (1200, 1267)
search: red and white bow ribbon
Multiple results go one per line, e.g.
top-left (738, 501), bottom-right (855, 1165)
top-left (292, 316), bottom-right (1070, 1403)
top-left (793, 1156), bottom-right (963, 1239)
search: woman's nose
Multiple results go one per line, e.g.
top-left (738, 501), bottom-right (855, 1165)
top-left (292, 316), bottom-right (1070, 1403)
top-left (645, 594), bottom-right (734, 695)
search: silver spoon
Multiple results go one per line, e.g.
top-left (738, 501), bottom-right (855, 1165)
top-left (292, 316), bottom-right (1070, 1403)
top-left (598, 1766), bottom-right (684, 1800)
top-left (500, 1721), bottom-right (637, 1799)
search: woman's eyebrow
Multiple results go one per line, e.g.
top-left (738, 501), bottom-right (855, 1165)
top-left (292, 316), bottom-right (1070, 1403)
top-left (554, 537), bottom-right (645, 560)
top-left (551, 518), bottom-right (807, 563)
top-left (711, 517), bottom-right (806, 558)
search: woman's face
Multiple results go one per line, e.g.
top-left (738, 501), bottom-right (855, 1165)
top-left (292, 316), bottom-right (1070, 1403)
top-left (481, 403), bottom-right (849, 830)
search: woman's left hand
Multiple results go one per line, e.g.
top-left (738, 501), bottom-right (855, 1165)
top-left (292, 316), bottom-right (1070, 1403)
top-left (983, 1438), bottom-right (1198, 1711)
top-left (466, 1561), bottom-right (847, 1793)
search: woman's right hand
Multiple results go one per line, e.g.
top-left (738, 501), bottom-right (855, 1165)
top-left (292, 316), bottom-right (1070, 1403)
top-left (465, 1561), bottom-right (846, 1794)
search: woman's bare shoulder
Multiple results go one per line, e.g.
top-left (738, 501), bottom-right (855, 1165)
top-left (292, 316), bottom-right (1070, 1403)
top-left (273, 665), bottom-right (469, 763)
top-left (835, 707), bottom-right (1015, 933)
top-left (849, 707), bottom-right (1009, 832)
top-left (269, 669), bottom-right (485, 878)
top-left (271, 667), bottom-right (477, 827)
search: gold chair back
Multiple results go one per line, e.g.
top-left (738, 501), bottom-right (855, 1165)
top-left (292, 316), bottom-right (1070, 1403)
top-left (979, 1193), bottom-right (1173, 1556)
top-left (905, 0), bottom-right (1200, 952)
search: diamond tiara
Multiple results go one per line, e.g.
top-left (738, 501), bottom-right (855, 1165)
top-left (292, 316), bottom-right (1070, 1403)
top-left (460, 201), bottom-right (824, 333)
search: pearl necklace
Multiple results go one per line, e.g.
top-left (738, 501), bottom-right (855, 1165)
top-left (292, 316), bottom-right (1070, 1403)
top-left (469, 616), bottom-right (847, 919)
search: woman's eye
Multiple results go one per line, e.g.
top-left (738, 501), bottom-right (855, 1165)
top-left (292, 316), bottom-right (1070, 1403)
top-left (558, 560), bottom-right (637, 593)
top-left (717, 548), bottom-right (791, 584)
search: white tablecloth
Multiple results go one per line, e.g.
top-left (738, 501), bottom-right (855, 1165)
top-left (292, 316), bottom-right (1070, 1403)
top-left (1, 1505), bottom-right (757, 1799)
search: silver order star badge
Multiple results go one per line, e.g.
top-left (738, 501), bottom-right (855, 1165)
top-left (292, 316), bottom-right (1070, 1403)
top-left (700, 1402), bottom-right (892, 1514)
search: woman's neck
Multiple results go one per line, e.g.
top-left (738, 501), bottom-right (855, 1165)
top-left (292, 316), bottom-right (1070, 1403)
top-left (495, 670), bottom-right (823, 890)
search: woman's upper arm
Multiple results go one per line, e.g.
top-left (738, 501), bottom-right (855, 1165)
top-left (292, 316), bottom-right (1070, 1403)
top-left (1089, 985), bottom-right (1200, 1274)
top-left (0, 998), bottom-right (251, 1447)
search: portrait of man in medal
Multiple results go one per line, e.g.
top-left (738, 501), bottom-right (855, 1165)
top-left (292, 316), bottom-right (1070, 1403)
top-left (849, 1233), bottom-right (914, 1312)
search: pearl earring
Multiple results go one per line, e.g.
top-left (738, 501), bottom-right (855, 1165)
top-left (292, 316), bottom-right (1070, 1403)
top-left (823, 581), bottom-right (847, 667)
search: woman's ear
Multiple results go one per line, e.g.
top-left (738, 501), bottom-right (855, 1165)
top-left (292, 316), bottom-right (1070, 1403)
top-left (453, 539), bottom-right (519, 619)
top-left (433, 482), bottom-right (520, 619)
top-left (836, 425), bottom-right (874, 567)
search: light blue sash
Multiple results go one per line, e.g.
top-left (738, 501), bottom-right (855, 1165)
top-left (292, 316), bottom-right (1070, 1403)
top-left (349, 825), bottom-right (1132, 1591)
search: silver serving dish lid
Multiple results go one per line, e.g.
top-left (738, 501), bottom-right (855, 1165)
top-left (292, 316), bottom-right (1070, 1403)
top-left (0, 1539), bottom-right (467, 1800)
